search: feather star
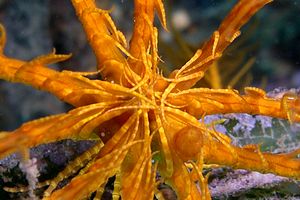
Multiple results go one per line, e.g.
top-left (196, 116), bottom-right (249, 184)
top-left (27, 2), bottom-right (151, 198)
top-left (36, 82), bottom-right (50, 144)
top-left (0, 0), bottom-right (299, 199)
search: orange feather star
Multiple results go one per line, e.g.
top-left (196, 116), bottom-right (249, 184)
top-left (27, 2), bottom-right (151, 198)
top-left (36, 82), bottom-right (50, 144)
top-left (0, 0), bottom-right (299, 199)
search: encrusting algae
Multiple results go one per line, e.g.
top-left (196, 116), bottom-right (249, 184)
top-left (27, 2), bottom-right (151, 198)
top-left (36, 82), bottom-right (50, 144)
top-left (0, 0), bottom-right (299, 199)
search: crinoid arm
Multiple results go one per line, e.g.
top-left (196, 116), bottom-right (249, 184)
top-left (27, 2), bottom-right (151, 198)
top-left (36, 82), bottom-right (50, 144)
top-left (71, 0), bottom-right (129, 83)
top-left (161, 0), bottom-right (273, 91)
top-left (200, 127), bottom-right (300, 179)
top-left (0, 25), bottom-right (139, 108)
top-left (167, 87), bottom-right (300, 123)
top-left (0, 102), bottom-right (111, 159)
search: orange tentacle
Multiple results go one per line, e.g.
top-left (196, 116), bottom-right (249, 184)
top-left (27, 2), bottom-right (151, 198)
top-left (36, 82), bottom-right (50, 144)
top-left (71, 0), bottom-right (128, 83)
top-left (167, 0), bottom-right (273, 91)
top-left (203, 138), bottom-right (300, 179)
top-left (170, 87), bottom-right (300, 122)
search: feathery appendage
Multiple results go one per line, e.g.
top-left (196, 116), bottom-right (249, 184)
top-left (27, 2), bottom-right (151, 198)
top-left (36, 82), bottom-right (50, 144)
top-left (0, 0), bottom-right (299, 199)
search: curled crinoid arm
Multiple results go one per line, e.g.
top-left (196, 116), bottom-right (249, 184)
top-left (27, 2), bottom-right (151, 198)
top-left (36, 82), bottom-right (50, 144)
top-left (167, 0), bottom-right (272, 90)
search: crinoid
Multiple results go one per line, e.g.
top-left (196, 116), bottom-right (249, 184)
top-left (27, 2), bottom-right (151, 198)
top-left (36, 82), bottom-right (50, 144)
top-left (0, 0), bottom-right (299, 199)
